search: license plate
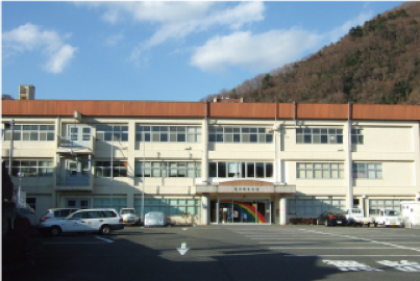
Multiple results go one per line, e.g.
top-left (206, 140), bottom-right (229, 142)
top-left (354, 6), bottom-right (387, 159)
top-left (364, 221), bottom-right (369, 224)
top-left (392, 223), bottom-right (396, 226)
top-left (125, 219), bottom-right (129, 222)
top-left (337, 220), bottom-right (342, 224)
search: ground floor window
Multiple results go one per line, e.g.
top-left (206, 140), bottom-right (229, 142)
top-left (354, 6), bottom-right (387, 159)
top-left (26, 198), bottom-right (36, 210)
top-left (369, 199), bottom-right (409, 215)
top-left (134, 198), bottom-right (201, 216)
top-left (93, 198), bottom-right (127, 212)
top-left (288, 198), bottom-right (346, 217)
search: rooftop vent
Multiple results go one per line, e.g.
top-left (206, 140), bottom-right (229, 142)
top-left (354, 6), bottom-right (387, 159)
top-left (19, 85), bottom-right (35, 100)
top-left (213, 97), bottom-right (243, 103)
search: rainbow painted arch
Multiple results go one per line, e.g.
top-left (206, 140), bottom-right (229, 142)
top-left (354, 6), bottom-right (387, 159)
top-left (220, 200), bottom-right (267, 223)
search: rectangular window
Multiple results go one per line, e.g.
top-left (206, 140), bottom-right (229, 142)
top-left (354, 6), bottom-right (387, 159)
top-left (208, 126), bottom-right (273, 143)
top-left (296, 128), bottom-right (343, 144)
top-left (369, 199), bottom-right (407, 215)
top-left (296, 163), bottom-right (345, 179)
top-left (353, 163), bottom-right (382, 179)
top-left (3, 125), bottom-right (55, 142)
top-left (5, 160), bottom-right (54, 177)
top-left (351, 128), bottom-right (364, 144)
top-left (134, 161), bottom-right (201, 178)
top-left (134, 197), bottom-right (201, 216)
top-left (136, 125), bottom-right (201, 143)
top-left (209, 161), bottom-right (273, 179)
top-left (95, 161), bottom-right (127, 177)
top-left (96, 125), bottom-right (128, 142)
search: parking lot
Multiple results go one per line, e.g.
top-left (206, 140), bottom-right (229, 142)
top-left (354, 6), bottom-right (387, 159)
top-left (4, 225), bottom-right (420, 281)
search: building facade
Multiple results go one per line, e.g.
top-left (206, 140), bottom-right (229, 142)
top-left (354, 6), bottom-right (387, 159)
top-left (2, 98), bottom-right (420, 225)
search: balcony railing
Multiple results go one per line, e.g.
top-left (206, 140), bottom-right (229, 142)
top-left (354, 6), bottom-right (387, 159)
top-left (57, 135), bottom-right (95, 153)
top-left (56, 176), bottom-right (90, 186)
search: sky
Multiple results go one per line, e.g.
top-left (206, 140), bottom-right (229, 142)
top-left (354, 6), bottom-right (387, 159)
top-left (1, 1), bottom-right (405, 102)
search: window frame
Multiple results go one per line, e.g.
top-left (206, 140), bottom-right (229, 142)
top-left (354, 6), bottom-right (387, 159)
top-left (353, 163), bottom-right (382, 179)
top-left (3, 124), bottom-right (55, 142)
top-left (96, 125), bottom-right (128, 142)
top-left (296, 162), bottom-right (345, 179)
top-left (296, 128), bottom-right (343, 144)
top-left (209, 161), bottom-right (274, 179)
top-left (208, 126), bottom-right (273, 144)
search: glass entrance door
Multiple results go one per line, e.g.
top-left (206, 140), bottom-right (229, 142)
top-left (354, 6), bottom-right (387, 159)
top-left (218, 199), bottom-right (271, 224)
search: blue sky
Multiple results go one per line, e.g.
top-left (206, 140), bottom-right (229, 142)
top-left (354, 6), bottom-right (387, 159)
top-left (2, 1), bottom-right (404, 101)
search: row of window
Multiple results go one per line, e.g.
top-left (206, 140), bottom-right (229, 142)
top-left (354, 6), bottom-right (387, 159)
top-left (4, 124), bottom-right (367, 145)
top-left (209, 162), bottom-right (273, 178)
top-left (297, 163), bottom-right (345, 179)
top-left (88, 198), bottom-right (201, 215)
top-left (5, 160), bottom-right (54, 177)
top-left (134, 161), bottom-right (201, 178)
top-left (3, 125), bottom-right (55, 141)
top-left (2, 159), bottom-right (382, 180)
top-left (208, 126), bottom-right (273, 143)
top-left (136, 126), bottom-right (202, 143)
top-left (288, 198), bottom-right (406, 216)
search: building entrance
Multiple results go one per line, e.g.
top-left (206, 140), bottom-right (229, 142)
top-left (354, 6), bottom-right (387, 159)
top-left (218, 199), bottom-right (271, 224)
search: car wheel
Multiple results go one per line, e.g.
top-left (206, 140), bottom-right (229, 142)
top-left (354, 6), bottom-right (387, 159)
top-left (374, 223), bottom-right (378, 227)
top-left (50, 226), bottom-right (61, 236)
top-left (100, 225), bottom-right (112, 235)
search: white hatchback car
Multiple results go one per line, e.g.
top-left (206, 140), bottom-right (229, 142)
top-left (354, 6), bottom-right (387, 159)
top-left (119, 208), bottom-right (141, 225)
top-left (39, 208), bottom-right (124, 236)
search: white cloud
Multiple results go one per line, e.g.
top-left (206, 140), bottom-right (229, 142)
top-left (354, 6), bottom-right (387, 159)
top-left (191, 30), bottom-right (322, 73)
top-left (191, 10), bottom-right (375, 73)
top-left (75, 2), bottom-right (264, 63)
top-left (2, 23), bottom-right (77, 73)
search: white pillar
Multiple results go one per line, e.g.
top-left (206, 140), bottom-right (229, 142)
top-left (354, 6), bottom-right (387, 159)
top-left (346, 120), bottom-right (353, 209)
top-left (279, 196), bottom-right (287, 225)
top-left (201, 119), bottom-right (208, 181)
top-left (201, 193), bottom-right (210, 225)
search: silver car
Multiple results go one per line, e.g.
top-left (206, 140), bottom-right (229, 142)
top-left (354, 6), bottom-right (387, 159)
top-left (144, 211), bottom-right (167, 227)
top-left (119, 208), bottom-right (141, 225)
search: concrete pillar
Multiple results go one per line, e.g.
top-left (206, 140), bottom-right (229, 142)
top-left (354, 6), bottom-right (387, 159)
top-left (345, 120), bottom-right (354, 209)
top-left (201, 193), bottom-right (210, 225)
top-left (201, 119), bottom-right (208, 181)
top-left (279, 196), bottom-right (287, 225)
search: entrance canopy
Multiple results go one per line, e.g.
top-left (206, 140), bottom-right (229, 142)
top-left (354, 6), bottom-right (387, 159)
top-left (196, 180), bottom-right (296, 194)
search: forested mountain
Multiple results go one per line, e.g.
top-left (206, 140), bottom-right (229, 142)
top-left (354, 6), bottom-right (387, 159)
top-left (202, 2), bottom-right (420, 105)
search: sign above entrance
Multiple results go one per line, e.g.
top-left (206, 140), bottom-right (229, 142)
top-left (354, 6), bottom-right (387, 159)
top-left (219, 186), bottom-right (274, 193)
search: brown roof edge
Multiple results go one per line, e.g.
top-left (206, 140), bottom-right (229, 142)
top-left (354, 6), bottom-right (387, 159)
top-left (2, 100), bottom-right (420, 121)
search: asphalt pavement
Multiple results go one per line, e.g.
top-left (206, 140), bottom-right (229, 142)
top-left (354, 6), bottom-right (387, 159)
top-left (3, 225), bottom-right (420, 281)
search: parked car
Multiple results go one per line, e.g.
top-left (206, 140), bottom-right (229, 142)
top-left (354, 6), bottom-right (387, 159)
top-left (317, 210), bottom-right (348, 226)
top-left (144, 211), bottom-right (167, 227)
top-left (374, 209), bottom-right (402, 227)
top-left (119, 208), bottom-right (141, 225)
top-left (39, 208), bottom-right (124, 236)
top-left (40, 208), bottom-right (79, 224)
top-left (346, 208), bottom-right (375, 227)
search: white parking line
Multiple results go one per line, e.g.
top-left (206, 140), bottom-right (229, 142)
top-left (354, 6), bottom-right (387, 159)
top-left (95, 236), bottom-right (114, 243)
top-left (300, 229), bottom-right (420, 252)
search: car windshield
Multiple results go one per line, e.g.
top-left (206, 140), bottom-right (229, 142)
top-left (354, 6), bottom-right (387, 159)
top-left (121, 210), bottom-right (134, 214)
top-left (385, 210), bottom-right (399, 216)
